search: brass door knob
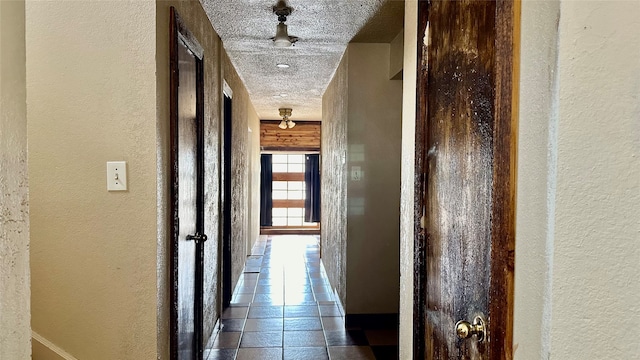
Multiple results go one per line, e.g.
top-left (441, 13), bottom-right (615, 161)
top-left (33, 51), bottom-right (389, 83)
top-left (455, 316), bottom-right (485, 342)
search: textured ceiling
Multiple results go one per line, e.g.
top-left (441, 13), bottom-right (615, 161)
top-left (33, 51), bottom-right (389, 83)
top-left (200, 0), bottom-right (404, 121)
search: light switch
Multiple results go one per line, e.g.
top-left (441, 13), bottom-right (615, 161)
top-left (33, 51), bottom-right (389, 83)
top-left (351, 166), bottom-right (362, 181)
top-left (107, 161), bottom-right (127, 191)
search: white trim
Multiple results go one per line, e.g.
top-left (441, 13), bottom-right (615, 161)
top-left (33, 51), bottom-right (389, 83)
top-left (32, 331), bottom-right (79, 360)
top-left (223, 80), bottom-right (233, 98)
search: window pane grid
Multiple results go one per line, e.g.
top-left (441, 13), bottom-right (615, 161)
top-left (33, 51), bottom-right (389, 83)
top-left (272, 181), bottom-right (306, 200)
top-left (269, 153), bottom-right (317, 227)
top-left (272, 154), bottom-right (306, 173)
top-left (271, 207), bottom-right (316, 227)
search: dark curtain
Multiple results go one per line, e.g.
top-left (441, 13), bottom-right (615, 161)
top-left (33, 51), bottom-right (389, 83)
top-left (305, 154), bottom-right (321, 223)
top-left (260, 154), bottom-right (273, 226)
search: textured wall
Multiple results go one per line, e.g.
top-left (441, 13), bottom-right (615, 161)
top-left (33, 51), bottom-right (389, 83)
top-left (0, 0), bottom-right (31, 358)
top-left (26, 1), bottom-right (159, 359)
top-left (345, 43), bottom-right (402, 314)
top-left (222, 51), bottom-right (260, 292)
top-left (548, 2), bottom-right (639, 358)
top-left (247, 105), bottom-right (261, 254)
top-left (514, 1), bottom-right (640, 359)
top-left (321, 51), bottom-right (349, 309)
top-left (156, 0), bottom-right (222, 354)
top-left (398, 1), bottom-right (417, 357)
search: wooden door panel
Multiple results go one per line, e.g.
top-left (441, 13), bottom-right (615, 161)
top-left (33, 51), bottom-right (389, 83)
top-left (171, 8), bottom-right (207, 360)
top-left (221, 94), bottom-right (232, 308)
top-left (418, 0), bottom-right (518, 359)
top-left (177, 39), bottom-right (198, 360)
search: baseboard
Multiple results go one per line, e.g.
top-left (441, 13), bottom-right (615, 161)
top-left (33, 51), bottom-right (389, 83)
top-left (345, 313), bottom-right (399, 330)
top-left (205, 318), bottom-right (222, 353)
top-left (318, 259), bottom-right (346, 317)
top-left (32, 331), bottom-right (78, 360)
top-left (260, 228), bottom-right (321, 235)
top-left (332, 286), bottom-right (345, 317)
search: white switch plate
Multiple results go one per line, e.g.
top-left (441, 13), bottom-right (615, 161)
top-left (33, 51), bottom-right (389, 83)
top-left (351, 166), bottom-right (362, 181)
top-left (107, 161), bottom-right (127, 191)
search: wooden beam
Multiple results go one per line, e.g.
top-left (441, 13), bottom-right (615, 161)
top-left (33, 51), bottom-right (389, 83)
top-left (260, 121), bottom-right (321, 150)
top-left (272, 199), bottom-right (305, 208)
top-left (272, 172), bottom-right (305, 181)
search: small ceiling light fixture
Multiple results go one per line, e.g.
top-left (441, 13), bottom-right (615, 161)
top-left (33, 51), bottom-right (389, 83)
top-left (276, 63), bottom-right (290, 68)
top-left (271, 1), bottom-right (299, 47)
top-left (278, 108), bottom-right (295, 129)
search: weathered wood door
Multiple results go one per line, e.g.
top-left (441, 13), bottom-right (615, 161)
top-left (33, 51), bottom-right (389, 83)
top-left (170, 8), bottom-right (207, 360)
top-left (414, 0), bottom-right (518, 359)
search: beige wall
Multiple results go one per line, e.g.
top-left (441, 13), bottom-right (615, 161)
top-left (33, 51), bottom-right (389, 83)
top-left (0, 0), bottom-right (31, 358)
top-left (321, 51), bottom-right (349, 308)
top-left (322, 43), bottom-right (403, 315)
top-left (26, 1), bottom-right (159, 359)
top-left (27, 1), bottom-right (259, 357)
top-left (346, 43), bottom-right (402, 314)
top-left (398, 1), bottom-right (417, 358)
top-left (544, 1), bottom-right (639, 358)
top-left (248, 104), bottom-right (261, 254)
top-left (399, 1), bottom-right (640, 359)
top-left (156, 0), bottom-right (223, 353)
top-left (515, 1), bottom-right (640, 358)
top-left (389, 30), bottom-right (404, 80)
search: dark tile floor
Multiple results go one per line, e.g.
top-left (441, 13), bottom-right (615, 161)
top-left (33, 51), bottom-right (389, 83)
top-left (205, 235), bottom-right (399, 360)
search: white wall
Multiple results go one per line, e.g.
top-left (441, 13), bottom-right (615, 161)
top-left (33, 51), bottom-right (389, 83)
top-left (27, 2), bottom-right (160, 358)
top-left (0, 0), bottom-right (31, 358)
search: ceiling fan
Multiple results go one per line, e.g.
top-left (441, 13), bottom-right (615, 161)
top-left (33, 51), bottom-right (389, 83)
top-left (270, 1), bottom-right (299, 47)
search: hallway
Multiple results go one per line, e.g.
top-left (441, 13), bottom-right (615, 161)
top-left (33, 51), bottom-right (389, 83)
top-left (205, 235), bottom-right (398, 360)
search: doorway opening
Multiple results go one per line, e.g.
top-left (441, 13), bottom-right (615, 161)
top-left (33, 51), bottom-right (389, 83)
top-left (221, 86), bottom-right (233, 309)
top-left (260, 152), bottom-right (321, 235)
top-left (258, 120), bottom-right (322, 236)
top-left (270, 153), bottom-right (319, 230)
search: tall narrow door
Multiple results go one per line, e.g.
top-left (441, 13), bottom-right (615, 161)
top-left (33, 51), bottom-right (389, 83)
top-left (177, 40), bottom-right (198, 358)
top-left (221, 94), bottom-right (233, 308)
top-left (170, 8), bottom-right (207, 360)
top-left (415, 0), bottom-right (518, 359)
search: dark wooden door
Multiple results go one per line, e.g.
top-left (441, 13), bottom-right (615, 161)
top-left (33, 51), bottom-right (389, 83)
top-left (170, 8), bottom-right (207, 360)
top-left (415, 0), bottom-right (518, 359)
top-left (221, 94), bottom-right (232, 307)
top-left (177, 41), bottom-right (198, 358)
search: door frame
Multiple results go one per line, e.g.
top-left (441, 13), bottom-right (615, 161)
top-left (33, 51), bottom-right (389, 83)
top-left (412, 0), bottom-right (520, 358)
top-left (169, 7), bottom-right (206, 359)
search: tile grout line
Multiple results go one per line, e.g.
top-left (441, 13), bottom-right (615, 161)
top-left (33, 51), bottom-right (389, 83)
top-left (213, 235), bottom-right (394, 360)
